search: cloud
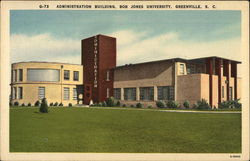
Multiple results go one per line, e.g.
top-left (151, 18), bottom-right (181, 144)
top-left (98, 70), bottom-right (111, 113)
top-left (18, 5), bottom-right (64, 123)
top-left (10, 33), bottom-right (81, 64)
top-left (110, 30), bottom-right (241, 65)
top-left (11, 31), bottom-right (241, 68)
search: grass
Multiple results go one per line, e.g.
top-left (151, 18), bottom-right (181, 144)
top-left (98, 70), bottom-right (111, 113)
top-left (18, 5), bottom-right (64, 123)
top-left (10, 107), bottom-right (241, 153)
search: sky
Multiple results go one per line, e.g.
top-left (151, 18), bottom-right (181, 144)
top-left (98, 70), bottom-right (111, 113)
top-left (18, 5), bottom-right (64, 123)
top-left (10, 10), bottom-right (241, 66)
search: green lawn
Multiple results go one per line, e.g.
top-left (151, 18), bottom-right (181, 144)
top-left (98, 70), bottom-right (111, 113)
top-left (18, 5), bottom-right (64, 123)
top-left (10, 107), bottom-right (241, 153)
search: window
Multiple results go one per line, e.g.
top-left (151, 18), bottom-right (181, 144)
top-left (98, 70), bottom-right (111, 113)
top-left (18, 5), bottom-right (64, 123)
top-left (180, 64), bottom-right (185, 74)
top-left (11, 70), bottom-right (13, 82)
top-left (124, 88), bottom-right (136, 100)
top-left (38, 87), bottom-right (45, 99)
top-left (157, 86), bottom-right (175, 100)
top-left (114, 88), bottom-right (121, 100)
top-left (73, 71), bottom-right (79, 81)
top-left (13, 87), bottom-right (17, 99)
top-left (18, 87), bottom-right (23, 99)
top-left (222, 86), bottom-right (224, 98)
top-left (73, 88), bottom-right (77, 100)
top-left (64, 70), bottom-right (70, 80)
top-left (64, 87), bottom-right (69, 100)
top-left (169, 86), bottom-right (175, 100)
top-left (106, 70), bottom-right (110, 81)
top-left (27, 69), bottom-right (60, 82)
top-left (18, 69), bottom-right (23, 81)
top-left (107, 88), bottom-right (110, 98)
top-left (186, 65), bottom-right (195, 74)
top-left (229, 87), bottom-right (233, 100)
top-left (140, 87), bottom-right (154, 101)
top-left (13, 70), bottom-right (17, 82)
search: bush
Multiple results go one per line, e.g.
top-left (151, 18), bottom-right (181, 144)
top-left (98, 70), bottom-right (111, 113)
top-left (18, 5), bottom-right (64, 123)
top-left (101, 101), bottom-right (107, 107)
top-left (233, 99), bottom-right (242, 108)
top-left (116, 101), bottom-right (121, 107)
top-left (28, 103), bottom-right (31, 106)
top-left (68, 103), bottom-right (72, 107)
top-left (14, 101), bottom-right (19, 106)
top-left (148, 105), bottom-right (153, 108)
top-left (219, 99), bottom-right (242, 109)
top-left (136, 103), bottom-right (143, 108)
top-left (183, 100), bottom-right (189, 109)
top-left (9, 102), bottom-right (13, 106)
top-left (156, 101), bottom-right (165, 108)
top-left (122, 104), bottom-right (126, 107)
top-left (34, 100), bottom-right (40, 107)
top-left (49, 102), bottom-right (53, 106)
top-left (59, 103), bottom-right (63, 106)
top-left (130, 104), bottom-right (134, 108)
top-left (105, 97), bottom-right (115, 107)
top-left (21, 103), bottom-right (25, 106)
top-left (166, 100), bottom-right (179, 109)
top-left (196, 99), bottom-right (211, 110)
top-left (40, 98), bottom-right (48, 113)
top-left (54, 102), bottom-right (58, 106)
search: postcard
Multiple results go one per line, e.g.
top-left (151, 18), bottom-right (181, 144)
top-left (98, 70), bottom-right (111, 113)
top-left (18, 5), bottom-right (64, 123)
top-left (0, 1), bottom-right (249, 161)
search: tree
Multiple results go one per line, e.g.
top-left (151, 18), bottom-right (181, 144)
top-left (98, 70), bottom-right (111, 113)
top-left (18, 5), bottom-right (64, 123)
top-left (40, 98), bottom-right (49, 113)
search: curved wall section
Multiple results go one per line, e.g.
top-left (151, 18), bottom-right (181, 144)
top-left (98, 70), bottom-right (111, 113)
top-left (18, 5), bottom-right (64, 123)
top-left (27, 69), bottom-right (60, 82)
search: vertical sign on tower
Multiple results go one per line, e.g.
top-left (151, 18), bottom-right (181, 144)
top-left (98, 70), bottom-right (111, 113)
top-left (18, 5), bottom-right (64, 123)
top-left (93, 36), bottom-right (98, 88)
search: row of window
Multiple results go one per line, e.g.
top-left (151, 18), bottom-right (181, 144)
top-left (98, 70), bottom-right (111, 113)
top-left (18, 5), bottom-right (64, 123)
top-left (64, 70), bottom-right (79, 81)
top-left (222, 86), bottom-right (233, 100)
top-left (12, 69), bottom-right (79, 82)
top-left (113, 86), bottom-right (175, 101)
top-left (12, 69), bottom-right (23, 82)
top-left (12, 87), bottom-right (78, 100)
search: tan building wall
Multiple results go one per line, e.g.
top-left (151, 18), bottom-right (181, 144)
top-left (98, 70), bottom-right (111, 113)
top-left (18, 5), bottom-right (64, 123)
top-left (11, 62), bottom-right (83, 106)
top-left (212, 75), bottom-right (218, 107)
top-left (177, 73), bottom-right (210, 106)
top-left (114, 60), bottom-right (175, 87)
top-left (114, 60), bottom-right (175, 107)
top-left (237, 78), bottom-right (241, 99)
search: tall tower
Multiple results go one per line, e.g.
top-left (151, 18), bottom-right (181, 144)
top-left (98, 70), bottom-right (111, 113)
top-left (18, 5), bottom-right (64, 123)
top-left (81, 35), bottom-right (116, 104)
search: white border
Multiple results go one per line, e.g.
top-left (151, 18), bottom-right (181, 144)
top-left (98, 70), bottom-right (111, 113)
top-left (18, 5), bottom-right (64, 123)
top-left (1, 1), bottom-right (249, 161)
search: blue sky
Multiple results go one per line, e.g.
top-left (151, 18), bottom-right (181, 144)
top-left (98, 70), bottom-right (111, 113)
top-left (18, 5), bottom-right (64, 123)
top-left (10, 10), bottom-right (241, 65)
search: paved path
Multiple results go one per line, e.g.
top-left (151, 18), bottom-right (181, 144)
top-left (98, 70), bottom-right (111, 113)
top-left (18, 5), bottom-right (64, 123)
top-left (85, 106), bottom-right (241, 114)
top-left (10, 106), bottom-right (241, 114)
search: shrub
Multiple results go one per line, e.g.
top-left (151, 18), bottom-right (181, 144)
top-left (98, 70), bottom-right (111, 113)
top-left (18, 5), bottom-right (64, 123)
top-left (101, 101), bottom-right (107, 107)
top-left (21, 103), bottom-right (25, 106)
top-left (156, 101), bottom-right (165, 108)
top-left (14, 101), bottom-right (19, 106)
top-left (183, 100), bottom-right (189, 109)
top-left (54, 102), bottom-right (58, 106)
top-left (68, 103), bottom-right (72, 107)
top-left (148, 105), bottom-right (153, 108)
top-left (122, 104), bottom-right (126, 107)
top-left (166, 100), bottom-right (179, 109)
top-left (40, 98), bottom-right (49, 113)
top-left (196, 99), bottom-right (211, 110)
top-left (130, 104), bottom-right (134, 108)
top-left (105, 97), bottom-right (115, 107)
top-left (219, 99), bottom-right (242, 109)
top-left (59, 103), bottom-right (63, 106)
top-left (9, 102), bottom-right (13, 106)
top-left (116, 101), bottom-right (121, 107)
top-left (49, 102), bottom-right (53, 106)
top-left (233, 99), bottom-right (242, 108)
top-left (28, 103), bottom-right (31, 106)
top-left (34, 100), bottom-right (40, 107)
top-left (136, 103), bottom-right (143, 108)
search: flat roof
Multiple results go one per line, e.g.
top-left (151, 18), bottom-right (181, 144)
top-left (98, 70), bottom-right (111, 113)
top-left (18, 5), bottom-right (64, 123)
top-left (12, 61), bottom-right (83, 66)
top-left (115, 56), bottom-right (241, 69)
